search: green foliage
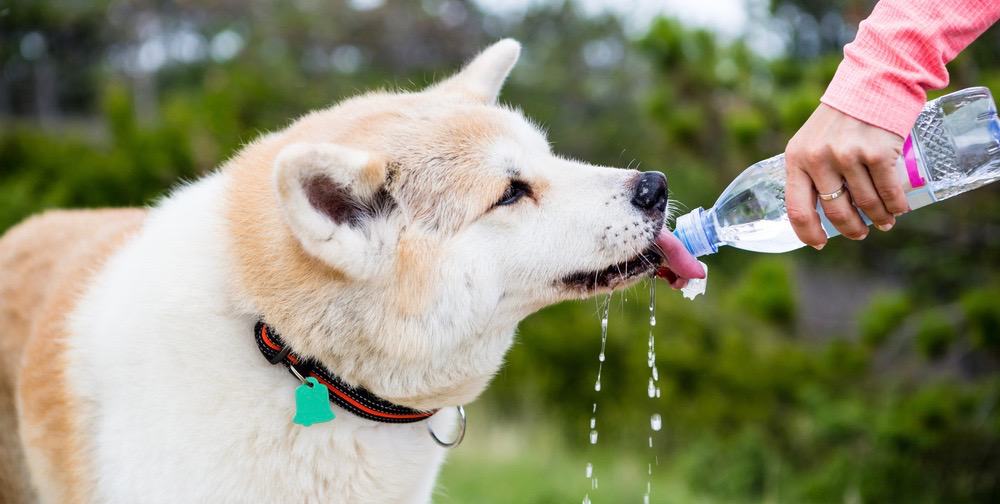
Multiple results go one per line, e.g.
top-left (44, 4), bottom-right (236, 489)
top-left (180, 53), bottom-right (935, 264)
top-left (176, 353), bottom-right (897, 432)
top-left (962, 287), bottom-right (1000, 354)
top-left (915, 309), bottom-right (956, 360)
top-left (729, 258), bottom-right (797, 328)
top-left (863, 384), bottom-right (1000, 503)
top-left (858, 291), bottom-right (912, 347)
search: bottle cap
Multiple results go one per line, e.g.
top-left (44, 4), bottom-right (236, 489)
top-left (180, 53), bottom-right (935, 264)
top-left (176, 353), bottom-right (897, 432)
top-left (673, 208), bottom-right (717, 257)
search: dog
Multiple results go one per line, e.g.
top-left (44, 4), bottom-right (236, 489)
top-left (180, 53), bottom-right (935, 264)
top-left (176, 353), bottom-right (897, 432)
top-left (0, 39), bottom-right (704, 503)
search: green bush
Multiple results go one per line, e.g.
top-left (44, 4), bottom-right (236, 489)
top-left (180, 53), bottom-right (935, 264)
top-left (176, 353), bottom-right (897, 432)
top-left (728, 258), bottom-right (797, 329)
top-left (858, 292), bottom-right (912, 348)
top-left (915, 309), bottom-right (957, 360)
top-left (961, 287), bottom-right (1000, 354)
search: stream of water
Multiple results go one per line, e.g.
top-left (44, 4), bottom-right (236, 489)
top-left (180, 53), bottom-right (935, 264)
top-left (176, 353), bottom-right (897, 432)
top-left (584, 283), bottom-right (664, 503)
top-left (583, 295), bottom-right (612, 504)
top-left (643, 281), bottom-right (661, 503)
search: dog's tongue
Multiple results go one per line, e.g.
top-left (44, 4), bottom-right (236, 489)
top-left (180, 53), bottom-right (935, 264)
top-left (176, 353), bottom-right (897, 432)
top-left (655, 229), bottom-right (706, 288)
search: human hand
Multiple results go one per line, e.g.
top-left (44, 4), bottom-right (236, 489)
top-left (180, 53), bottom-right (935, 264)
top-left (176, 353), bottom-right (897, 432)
top-left (784, 104), bottom-right (908, 249)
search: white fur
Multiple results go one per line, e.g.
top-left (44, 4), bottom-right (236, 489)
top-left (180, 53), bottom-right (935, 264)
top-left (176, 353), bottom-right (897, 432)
top-left (432, 39), bottom-right (521, 103)
top-left (67, 174), bottom-right (457, 503)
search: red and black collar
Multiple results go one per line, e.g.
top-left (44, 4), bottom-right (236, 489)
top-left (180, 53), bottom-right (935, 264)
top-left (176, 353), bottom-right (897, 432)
top-left (254, 321), bottom-right (436, 424)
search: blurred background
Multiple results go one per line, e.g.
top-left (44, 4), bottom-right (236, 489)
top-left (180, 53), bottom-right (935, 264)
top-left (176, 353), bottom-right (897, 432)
top-left (2, 0), bottom-right (999, 502)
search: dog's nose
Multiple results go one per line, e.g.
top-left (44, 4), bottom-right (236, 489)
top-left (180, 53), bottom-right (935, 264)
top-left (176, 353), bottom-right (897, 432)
top-left (631, 172), bottom-right (668, 212)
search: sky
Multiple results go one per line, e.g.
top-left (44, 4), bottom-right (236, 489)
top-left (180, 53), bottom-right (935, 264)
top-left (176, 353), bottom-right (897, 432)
top-left (474, 0), bottom-right (755, 36)
top-left (472, 0), bottom-right (785, 56)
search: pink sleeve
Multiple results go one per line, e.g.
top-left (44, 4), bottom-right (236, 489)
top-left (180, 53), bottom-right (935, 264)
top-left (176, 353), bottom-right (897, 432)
top-left (820, 0), bottom-right (1000, 137)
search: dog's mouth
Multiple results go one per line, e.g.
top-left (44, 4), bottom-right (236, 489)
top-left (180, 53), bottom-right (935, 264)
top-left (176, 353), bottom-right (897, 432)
top-left (559, 228), bottom-right (707, 294)
top-left (560, 245), bottom-right (662, 293)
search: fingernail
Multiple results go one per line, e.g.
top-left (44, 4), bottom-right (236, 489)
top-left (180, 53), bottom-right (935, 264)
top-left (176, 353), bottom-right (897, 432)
top-left (876, 223), bottom-right (894, 232)
top-left (812, 243), bottom-right (825, 251)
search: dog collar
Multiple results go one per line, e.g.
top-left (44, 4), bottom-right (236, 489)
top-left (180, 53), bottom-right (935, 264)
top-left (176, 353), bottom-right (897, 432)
top-left (254, 321), bottom-right (437, 424)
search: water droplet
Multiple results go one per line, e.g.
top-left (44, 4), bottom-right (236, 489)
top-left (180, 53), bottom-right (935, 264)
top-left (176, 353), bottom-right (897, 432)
top-left (589, 417), bottom-right (596, 429)
top-left (650, 413), bottom-right (662, 431)
top-left (652, 366), bottom-right (659, 381)
top-left (589, 430), bottom-right (598, 444)
top-left (592, 403), bottom-right (597, 413)
top-left (594, 380), bottom-right (601, 392)
top-left (649, 281), bottom-right (657, 326)
top-left (593, 477), bottom-right (598, 489)
top-left (598, 352), bottom-right (605, 362)
top-left (647, 378), bottom-right (656, 398)
top-left (643, 494), bottom-right (650, 504)
top-left (656, 387), bottom-right (661, 398)
top-left (583, 494), bottom-right (591, 504)
top-left (648, 435), bottom-right (653, 448)
top-left (585, 462), bottom-right (593, 479)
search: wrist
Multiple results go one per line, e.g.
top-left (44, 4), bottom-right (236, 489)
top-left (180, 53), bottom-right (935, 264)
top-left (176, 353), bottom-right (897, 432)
top-left (820, 80), bottom-right (922, 139)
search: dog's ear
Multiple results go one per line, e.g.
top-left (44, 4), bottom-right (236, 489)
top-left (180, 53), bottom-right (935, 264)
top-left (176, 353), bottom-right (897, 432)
top-left (273, 142), bottom-right (395, 279)
top-left (432, 38), bottom-right (520, 104)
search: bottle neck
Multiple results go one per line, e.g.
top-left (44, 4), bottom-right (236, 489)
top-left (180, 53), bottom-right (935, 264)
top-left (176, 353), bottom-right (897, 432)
top-left (673, 207), bottom-right (720, 257)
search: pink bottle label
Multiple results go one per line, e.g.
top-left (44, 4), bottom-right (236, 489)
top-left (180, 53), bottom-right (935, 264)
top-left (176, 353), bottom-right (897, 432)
top-left (903, 135), bottom-right (926, 189)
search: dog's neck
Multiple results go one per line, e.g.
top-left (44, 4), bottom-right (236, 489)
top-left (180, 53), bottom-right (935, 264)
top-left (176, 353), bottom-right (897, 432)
top-left (253, 321), bottom-right (438, 422)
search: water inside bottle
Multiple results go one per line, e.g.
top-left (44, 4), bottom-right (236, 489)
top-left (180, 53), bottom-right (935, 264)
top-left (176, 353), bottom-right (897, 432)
top-left (710, 154), bottom-right (802, 253)
top-left (715, 216), bottom-right (804, 253)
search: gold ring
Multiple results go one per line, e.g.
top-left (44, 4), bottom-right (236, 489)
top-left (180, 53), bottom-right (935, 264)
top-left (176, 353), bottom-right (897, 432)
top-left (818, 184), bottom-right (847, 201)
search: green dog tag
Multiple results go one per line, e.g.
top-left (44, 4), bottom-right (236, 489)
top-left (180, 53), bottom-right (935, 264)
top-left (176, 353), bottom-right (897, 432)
top-left (293, 377), bottom-right (336, 426)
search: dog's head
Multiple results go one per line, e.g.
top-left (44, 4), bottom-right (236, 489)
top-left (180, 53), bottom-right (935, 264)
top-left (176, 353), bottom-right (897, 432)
top-left (228, 39), bottom-right (696, 409)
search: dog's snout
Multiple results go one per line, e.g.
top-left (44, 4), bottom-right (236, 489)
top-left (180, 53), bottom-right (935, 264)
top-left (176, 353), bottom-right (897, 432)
top-left (631, 172), bottom-right (668, 212)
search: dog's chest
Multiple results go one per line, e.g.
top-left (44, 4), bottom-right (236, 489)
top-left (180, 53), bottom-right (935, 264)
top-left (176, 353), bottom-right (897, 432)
top-left (64, 175), bottom-right (446, 503)
top-left (78, 350), bottom-right (444, 503)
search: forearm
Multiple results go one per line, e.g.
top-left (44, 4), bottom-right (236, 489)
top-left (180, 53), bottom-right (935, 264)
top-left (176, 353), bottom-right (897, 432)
top-left (820, 0), bottom-right (1000, 137)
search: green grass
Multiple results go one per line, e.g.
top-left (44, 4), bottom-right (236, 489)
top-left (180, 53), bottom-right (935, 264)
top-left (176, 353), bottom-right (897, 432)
top-left (434, 418), bottom-right (748, 504)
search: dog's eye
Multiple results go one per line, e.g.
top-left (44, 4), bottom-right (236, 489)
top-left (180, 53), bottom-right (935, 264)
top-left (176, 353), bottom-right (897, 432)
top-left (494, 180), bottom-right (531, 207)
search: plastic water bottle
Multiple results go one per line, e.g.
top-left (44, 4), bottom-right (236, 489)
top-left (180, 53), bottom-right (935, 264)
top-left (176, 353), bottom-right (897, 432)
top-left (674, 87), bottom-right (1000, 257)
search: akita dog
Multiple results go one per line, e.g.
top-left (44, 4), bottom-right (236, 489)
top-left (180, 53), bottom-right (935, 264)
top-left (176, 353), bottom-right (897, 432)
top-left (0, 39), bottom-right (705, 503)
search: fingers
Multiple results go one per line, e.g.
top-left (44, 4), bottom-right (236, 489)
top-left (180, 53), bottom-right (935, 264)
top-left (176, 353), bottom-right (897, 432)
top-left (865, 152), bottom-right (909, 216)
top-left (840, 160), bottom-right (895, 231)
top-left (785, 162), bottom-right (827, 249)
top-left (811, 163), bottom-right (869, 240)
top-left (785, 104), bottom-right (907, 246)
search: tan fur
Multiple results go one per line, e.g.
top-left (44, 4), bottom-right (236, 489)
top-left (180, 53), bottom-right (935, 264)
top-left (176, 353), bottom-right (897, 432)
top-left (224, 97), bottom-right (507, 367)
top-left (226, 133), bottom-right (346, 356)
top-left (393, 233), bottom-right (442, 315)
top-left (361, 153), bottom-right (389, 189)
top-left (0, 209), bottom-right (146, 503)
